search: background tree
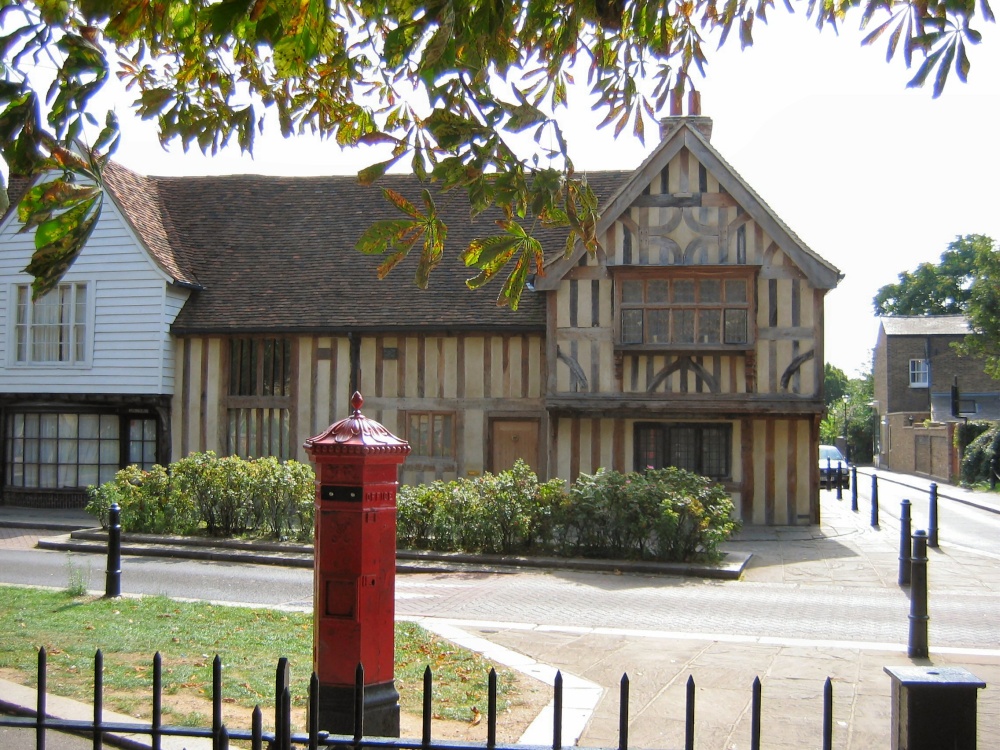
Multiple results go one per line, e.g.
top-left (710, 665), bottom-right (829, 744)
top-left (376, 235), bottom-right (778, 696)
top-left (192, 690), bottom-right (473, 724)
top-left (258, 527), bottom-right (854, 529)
top-left (872, 234), bottom-right (990, 316)
top-left (955, 236), bottom-right (1000, 378)
top-left (2, 0), bottom-right (995, 302)
top-left (820, 363), bottom-right (875, 463)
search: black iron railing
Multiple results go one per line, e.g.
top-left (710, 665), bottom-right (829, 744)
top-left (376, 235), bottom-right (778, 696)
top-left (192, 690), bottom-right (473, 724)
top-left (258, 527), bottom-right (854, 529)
top-left (0, 647), bottom-right (837, 750)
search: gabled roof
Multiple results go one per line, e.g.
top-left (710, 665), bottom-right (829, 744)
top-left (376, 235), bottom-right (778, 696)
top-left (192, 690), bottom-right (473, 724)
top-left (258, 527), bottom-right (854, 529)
top-left (104, 162), bottom-right (203, 288)
top-left (536, 117), bottom-right (842, 291)
top-left (107, 170), bottom-right (563, 333)
top-left (879, 315), bottom-right (969, 337)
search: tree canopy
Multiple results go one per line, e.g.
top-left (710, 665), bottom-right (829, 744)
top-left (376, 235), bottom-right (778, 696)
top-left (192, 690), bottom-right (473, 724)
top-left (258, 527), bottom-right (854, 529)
top-left (955, 236), bottom-right (1000, 378)
top-left (2, 0), bottom-right (995, 303)
top-left (872, 234), bottom-right (991, 316)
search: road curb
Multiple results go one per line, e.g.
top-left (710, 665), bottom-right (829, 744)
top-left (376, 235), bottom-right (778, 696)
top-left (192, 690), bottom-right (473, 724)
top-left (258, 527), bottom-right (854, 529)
top-left (32, 530), bottom-right (752, 580)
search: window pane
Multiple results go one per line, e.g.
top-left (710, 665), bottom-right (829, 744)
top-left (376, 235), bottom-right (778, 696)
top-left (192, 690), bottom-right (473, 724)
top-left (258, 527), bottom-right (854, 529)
top-left (647, 280), bottom-right (668, 303)
top-left (636, 427), bottom-right (663, 470)
top-left (699, 279), bottom-right (721, 302)
top-left (674, 310), bottom-right (695, 343)
top-left (673, 280), bottom-right (695, 303)
top-left (724, 309), bottom-right (748, 344)
top-left (79, 464), bottom-right (99, 486)
top-left (100, 415), bottom-right (118, 439)
top-left (647, 309), bottom-right (669, 343)
top-left (668, 427), bottom-right (697, 472)
top-left (701, 427), bottom-right (729, 477)
top-left (725, 279), bottom-right (747, 303)
top-left (622, 309), bottom-right (644, 344)
top-left (622, 279), bottom-right (643, 303)
top-left (698, 310), bottom-right (721, 343)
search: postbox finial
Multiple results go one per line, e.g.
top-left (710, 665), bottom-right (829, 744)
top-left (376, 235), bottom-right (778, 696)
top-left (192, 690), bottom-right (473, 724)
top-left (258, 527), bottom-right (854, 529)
top-left (351, 391), bottom-right (364, 416)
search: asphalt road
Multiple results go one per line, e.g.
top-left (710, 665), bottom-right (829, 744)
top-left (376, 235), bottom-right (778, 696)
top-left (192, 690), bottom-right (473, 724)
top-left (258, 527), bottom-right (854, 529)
top-left (2, 537), bottom-right (998, 650)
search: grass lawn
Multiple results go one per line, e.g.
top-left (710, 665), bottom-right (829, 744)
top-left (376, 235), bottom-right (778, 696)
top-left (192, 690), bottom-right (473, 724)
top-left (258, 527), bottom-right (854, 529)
top-left (0, 585), bottom-right (520, 734)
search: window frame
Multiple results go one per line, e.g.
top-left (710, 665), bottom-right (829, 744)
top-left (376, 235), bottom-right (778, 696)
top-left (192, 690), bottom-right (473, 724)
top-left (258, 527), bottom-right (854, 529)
top-left (908, 359), bottom-right (929, 388)
top-left (225, 337), bottom-right (295, 459)
top-left (404, 411), bottom-right (457, 460)
top-left (10, 282), bottom-right (93, 367)
top-left (613, 267), bottom-right (756, 353)
top-left (633, 422), bottom-right (733, 480)
top-left (4, 409), bottom-right (160, 490)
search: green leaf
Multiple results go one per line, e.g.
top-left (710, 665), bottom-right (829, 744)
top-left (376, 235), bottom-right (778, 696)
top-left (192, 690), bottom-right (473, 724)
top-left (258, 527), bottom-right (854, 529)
top-left (355, 219), bottom-right (418, 254)
top-left (23, 197), bottom-right (102, 299)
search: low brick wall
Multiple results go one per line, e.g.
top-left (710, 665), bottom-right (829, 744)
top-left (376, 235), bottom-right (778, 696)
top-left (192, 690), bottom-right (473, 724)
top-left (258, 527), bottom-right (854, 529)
top-left (884, 415), bottom-right (956, 482)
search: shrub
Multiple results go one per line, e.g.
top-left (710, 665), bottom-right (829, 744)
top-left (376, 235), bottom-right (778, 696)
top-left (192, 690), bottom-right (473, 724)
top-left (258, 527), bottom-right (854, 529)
top-left (961, 423), bottom-right (1000, 485)
top-left (396, 461), bottom-right (563, 554)
top-left (398, 463), bottom-right (740, 563)
top-left (85, 464), bottom-right (199, 534)
top-left (554, 467), bottom-right (739, 562)
top-left (87, 452), bottom-right (315, 538)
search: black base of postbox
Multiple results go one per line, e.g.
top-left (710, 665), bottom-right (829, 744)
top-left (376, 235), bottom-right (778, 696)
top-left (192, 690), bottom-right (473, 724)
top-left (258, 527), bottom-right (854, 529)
top-left (315, 679), bottom-right (401, 738)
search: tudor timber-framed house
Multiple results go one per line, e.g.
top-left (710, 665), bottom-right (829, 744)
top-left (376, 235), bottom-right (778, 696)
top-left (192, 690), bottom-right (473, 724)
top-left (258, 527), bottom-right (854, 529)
top-left (0, 114), bottom-right (842, 524)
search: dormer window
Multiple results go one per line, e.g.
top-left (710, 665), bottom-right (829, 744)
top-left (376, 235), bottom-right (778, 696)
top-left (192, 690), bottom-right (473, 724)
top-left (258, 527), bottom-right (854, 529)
top-left (614, 268), bottom-right (755, 351)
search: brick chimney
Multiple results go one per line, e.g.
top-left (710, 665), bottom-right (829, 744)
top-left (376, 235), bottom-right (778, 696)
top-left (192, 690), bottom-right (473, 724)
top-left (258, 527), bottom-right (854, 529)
top-left (660, 90), bottom-right (713, 141)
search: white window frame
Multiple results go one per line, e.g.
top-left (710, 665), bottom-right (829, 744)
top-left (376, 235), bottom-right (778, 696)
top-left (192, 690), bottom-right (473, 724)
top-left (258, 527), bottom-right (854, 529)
top-left (10, 282), bottom-right (93, 367)
top-left (908, 359), bottom-right (929, 388)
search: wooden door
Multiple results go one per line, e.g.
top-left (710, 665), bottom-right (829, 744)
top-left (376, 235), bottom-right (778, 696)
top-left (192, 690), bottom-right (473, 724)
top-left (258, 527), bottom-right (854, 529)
top-left (490, 419), bottom-right (540, 474)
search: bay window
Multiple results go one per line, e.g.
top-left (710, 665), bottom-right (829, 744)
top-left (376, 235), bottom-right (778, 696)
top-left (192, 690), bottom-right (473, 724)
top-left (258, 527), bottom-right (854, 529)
top-left (616, 269), bottom-right (754, 350)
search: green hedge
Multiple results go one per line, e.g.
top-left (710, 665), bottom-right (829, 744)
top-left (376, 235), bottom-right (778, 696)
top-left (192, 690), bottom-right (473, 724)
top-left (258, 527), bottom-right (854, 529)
top-left (397, 461), bottom-right (740, 563)
top-left (961, 422), bottom-right (1000, 485)
top-left (86, 452), bottom-right (315, 539)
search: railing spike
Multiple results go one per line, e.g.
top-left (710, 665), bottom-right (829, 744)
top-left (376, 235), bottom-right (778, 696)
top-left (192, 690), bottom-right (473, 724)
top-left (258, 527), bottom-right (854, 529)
top-left (93, 649), bottom-right (104, 750)
top-left (309, 672), bottom-right (320, 750)
top-left (750, 677), bottom-right (762, 750)
top-left (618, 674), bottom-right (629, 750)
top-left (823, 677), bottom-right (833, 750)
top-left (685, 675), bottom-right (695, 750)
top-left (354, 662), bottom-right (365, 745)
top-left (553, 671), bottom-right (563, 750)
top-left (213, 655), bottom-right (223, 750)
top-left (152, 652), bottom-right (162, 750)
top-left (488, 668), bottom-right (498, 749)
top-left (422, 665), bottom-right (433, 747)
top-left (251, 706), bottom-right (263, 750)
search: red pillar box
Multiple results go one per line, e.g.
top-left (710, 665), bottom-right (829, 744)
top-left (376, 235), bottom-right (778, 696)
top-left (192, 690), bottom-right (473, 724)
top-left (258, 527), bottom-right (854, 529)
top-left (303, 392), bottom-right (410, 737)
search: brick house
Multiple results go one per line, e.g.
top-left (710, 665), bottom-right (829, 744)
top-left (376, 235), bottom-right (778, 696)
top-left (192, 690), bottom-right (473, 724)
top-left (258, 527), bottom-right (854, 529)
top-left (872, 315), bottom-right (1000, 480)
top-left (0, 114), bottom-right (843, 523)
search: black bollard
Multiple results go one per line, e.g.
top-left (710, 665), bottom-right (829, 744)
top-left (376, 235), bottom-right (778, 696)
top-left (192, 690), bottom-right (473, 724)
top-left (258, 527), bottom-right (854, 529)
top-left (105, 503), bottom-right (121, 598)
top-left (908, 530), bottom-right (929, 658)
top-left (928, 483), bottom-right (939, 548)
top-left (870, 473), bottom-right (879, 527)
top-left (825, 458), bottom-right (831, 491)
top-left (851, 466), bottom-right (858, 511)
top-left (835, 462), bottom-right (843, 500)
top-left (898, 500), bottom-right (912, 586)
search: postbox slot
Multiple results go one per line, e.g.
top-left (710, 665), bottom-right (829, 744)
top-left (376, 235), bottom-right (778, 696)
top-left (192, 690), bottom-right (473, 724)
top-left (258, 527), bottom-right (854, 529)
top-left (321, 485), bottom-right (363, 502)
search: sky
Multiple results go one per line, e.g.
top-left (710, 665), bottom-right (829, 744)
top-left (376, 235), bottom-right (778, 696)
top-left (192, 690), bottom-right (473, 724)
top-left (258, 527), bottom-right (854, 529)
top-left (77, 12), bottom-right (1000, 377)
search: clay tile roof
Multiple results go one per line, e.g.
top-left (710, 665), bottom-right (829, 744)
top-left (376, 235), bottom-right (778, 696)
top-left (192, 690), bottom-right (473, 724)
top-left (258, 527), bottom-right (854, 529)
top-left (103, 162), bottom-right (201, 288)
top-left (100, 166), bottom-right (633, 333)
